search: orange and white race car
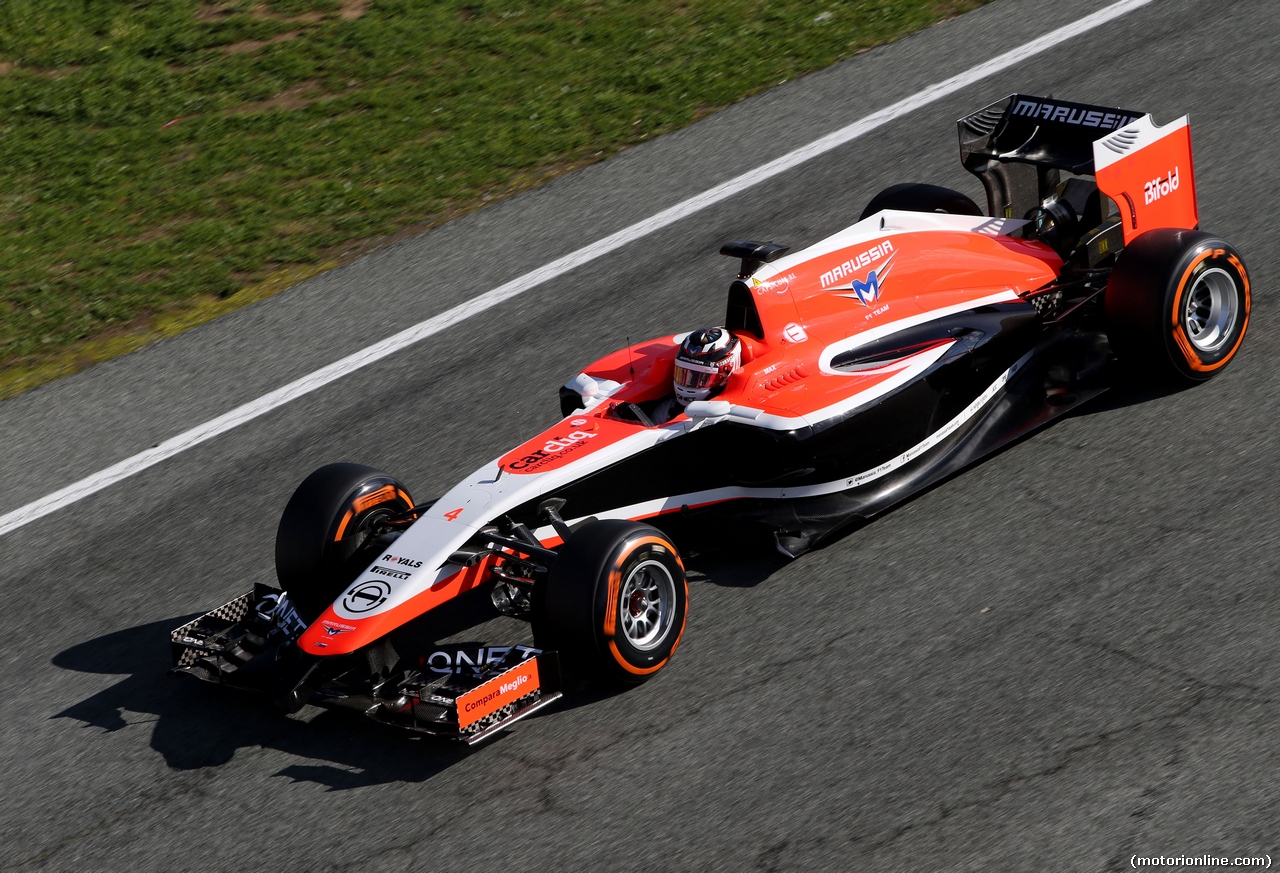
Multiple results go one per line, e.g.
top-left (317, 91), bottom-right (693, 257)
top-left (172, 94), bottom-right (1250, 744)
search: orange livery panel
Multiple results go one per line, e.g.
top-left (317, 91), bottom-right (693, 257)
top-left (1095, 115), bottom-right (1198, 244)
top-left (456, 656), bottom-right (543, 729)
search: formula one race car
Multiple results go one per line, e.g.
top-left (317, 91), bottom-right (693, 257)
top-left (172, 94), bottom-right (1250, 744)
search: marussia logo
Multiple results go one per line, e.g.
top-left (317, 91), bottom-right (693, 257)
top-left (820, 240), bottom-right (894, 288)
top-left (1011, 98), bottom-right (1139, 131)
top-left (1144, 167), bottom-right (1179, 205)
top-left (833, 252), bottom-right (896, 307)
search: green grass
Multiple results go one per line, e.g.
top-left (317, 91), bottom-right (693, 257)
top-left (0, 0), bottom-right (990, 399)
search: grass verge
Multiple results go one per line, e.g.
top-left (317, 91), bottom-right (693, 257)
top-left (0, 0), bottom-right (991, 400)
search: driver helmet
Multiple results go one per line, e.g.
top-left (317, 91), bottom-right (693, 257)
top-left (673, 327), bottom-right (741, 406)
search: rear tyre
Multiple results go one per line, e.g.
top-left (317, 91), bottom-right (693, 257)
top-left (1105, 229), bottom-right (1250, 385)
top-left (532, 520), bottom-right (688, 686)
top-left (275, 463), bottom-right (414, 620)
top-left (859, 183), bottom-right (983, 221)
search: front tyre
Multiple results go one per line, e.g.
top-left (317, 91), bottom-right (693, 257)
top-left (275, 463), bottom-right (414, 620)
top-left (1105, 229), bottom-right (1250, 385)
top-left (532, 520), bottom-right (688, 686)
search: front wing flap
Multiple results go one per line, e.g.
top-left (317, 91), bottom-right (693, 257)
top-left (367, 650), bottom-right (563, 745)
top-left (170, 585), bottom-right (562, 745)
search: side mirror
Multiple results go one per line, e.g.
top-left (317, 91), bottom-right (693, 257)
top-left (684, 400), bottom-right (731, 419)
top-left (564, 372), bottom-right (600, 398)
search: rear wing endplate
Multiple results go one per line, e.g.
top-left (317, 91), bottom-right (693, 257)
top-left (1093, 115), bottom-right (1197, 244)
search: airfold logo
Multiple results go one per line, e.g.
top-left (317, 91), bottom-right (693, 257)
top-left (1011, 98), bottom-right (1139, 131)
top-left (1144, 168), bottom-right (1179, 204)
top-left (505, 429), bottom-right (598, 472)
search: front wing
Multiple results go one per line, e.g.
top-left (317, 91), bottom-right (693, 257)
top-left (170, 584), bottom-right (563, 745)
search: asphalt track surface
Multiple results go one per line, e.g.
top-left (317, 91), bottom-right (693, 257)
top-left (2, 0), bottom-right (1277, 869)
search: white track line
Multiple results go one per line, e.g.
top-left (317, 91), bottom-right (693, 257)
top-left (0, 0), bottom-right (1154, 539)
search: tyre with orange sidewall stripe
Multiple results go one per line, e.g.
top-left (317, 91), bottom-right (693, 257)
top-left (533, 520), bottom-right (688, 686)
top-left (275, 463), bottom-right (414, 620)
top-left (1105, 229), bottom-right (1250, 384)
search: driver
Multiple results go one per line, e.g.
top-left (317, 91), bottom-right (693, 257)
top-left (653, 327), bottom-right (741, 422)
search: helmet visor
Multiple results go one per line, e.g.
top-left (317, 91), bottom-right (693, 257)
top-left (673, 361), bottom-right (724, 390)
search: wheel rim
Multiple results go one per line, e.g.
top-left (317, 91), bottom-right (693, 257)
top-left (1183, 266), bottom-right (1239, 353)
top-left (617, 559), bottom-right (676, 651)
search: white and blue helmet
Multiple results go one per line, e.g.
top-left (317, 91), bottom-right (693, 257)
top-left (673, 327), bottom-right (741, 406)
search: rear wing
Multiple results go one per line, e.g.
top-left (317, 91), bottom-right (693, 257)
top-left (958, 94), bottom-right (1197, 244)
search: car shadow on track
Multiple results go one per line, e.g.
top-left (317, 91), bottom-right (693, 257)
top-left (687, 547), bottom-right (792, 589)
top-left (49, 547), bottom-right (792, 781)
top-left (1064, 370), bottom-right (1189, 416)
top-left (50, 616), bottom-right (475, 789)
